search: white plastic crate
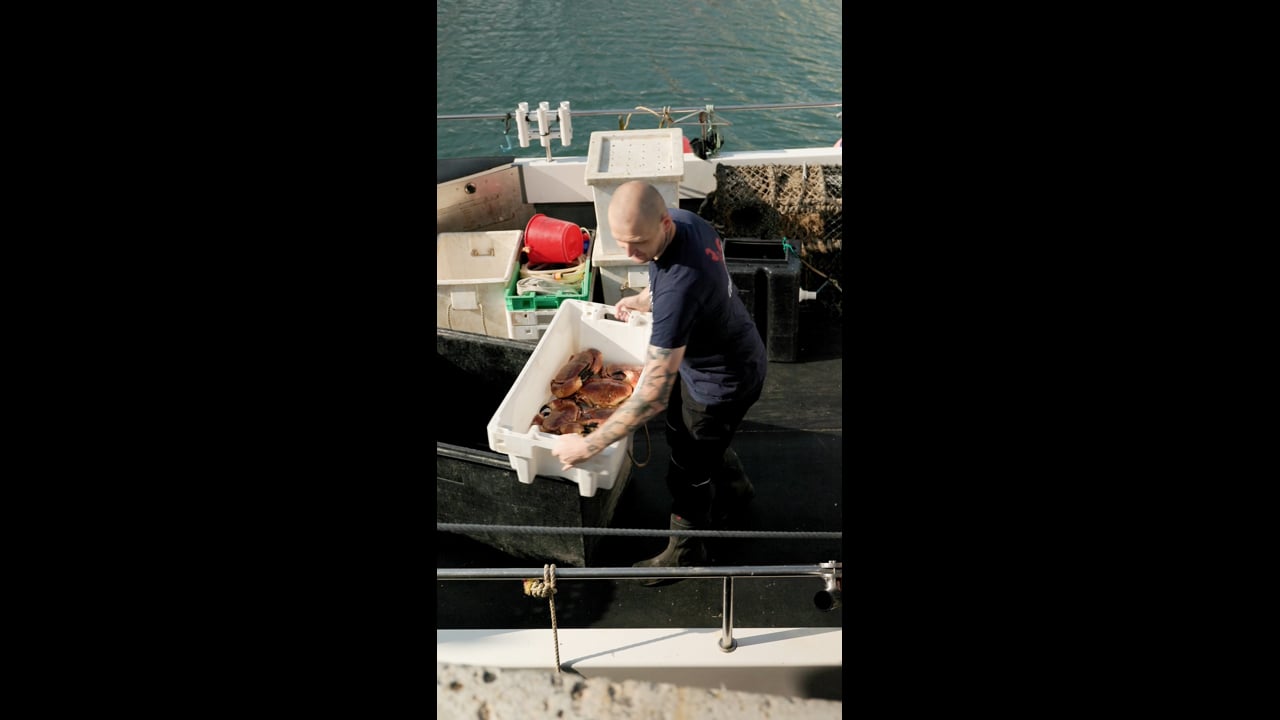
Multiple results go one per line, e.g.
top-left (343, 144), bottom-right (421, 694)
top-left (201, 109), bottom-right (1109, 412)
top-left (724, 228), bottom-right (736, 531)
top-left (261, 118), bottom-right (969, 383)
top-left (487, 300), bottom-right (654, 497)
top-left (505, 308), bottom-right (558, 342)
top-left (593, 251), bottom-right (651, 306)
top-left (584, 129), bottom-right (684, 260)
top-left (437, 230), bottom-right (523, 338)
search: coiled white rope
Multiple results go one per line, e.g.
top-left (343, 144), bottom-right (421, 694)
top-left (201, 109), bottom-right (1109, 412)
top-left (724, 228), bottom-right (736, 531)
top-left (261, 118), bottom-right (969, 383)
top-left (517, 255), bottom-right (588, 294)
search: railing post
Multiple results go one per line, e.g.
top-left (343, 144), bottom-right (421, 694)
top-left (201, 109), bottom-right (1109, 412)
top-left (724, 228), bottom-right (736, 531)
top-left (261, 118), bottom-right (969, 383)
top-left (719, 575), bottom-right (737, 652)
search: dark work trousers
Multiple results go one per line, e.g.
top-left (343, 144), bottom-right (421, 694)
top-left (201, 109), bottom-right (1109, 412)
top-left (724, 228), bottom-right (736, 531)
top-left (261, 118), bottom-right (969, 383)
top-left (664, 372), bottom-right (763, 525)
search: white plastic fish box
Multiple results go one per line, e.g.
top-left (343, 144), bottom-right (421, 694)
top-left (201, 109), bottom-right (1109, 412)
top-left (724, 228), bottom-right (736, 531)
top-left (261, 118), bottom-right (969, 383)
top-left (592, 248), bottom-right (653, 306)
top-left (487, 299), bottom-right (654, 497)
top-left (584, 129), bottom-right (684, 305)
top-left (437, 230), bottom-right (523, 338)
top-left (506, 308), bottom-right (558, 342)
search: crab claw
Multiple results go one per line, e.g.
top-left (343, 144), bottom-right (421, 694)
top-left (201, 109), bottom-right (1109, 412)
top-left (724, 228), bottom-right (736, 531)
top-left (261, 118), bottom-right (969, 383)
top-left (602, 363), bottom-right (643, 389)
top-left (536, 398), bottom-right (582, 435)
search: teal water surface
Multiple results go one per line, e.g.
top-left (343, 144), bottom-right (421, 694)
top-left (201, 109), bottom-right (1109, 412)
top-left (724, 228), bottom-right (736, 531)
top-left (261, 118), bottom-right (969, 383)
top-left (437, 0), bottom-right (843, 159)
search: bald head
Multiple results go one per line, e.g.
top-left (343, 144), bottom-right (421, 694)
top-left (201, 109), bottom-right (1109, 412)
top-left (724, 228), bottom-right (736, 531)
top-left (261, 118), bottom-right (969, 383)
top-left (608, 181), bottom-right (667, 240)
top-left (606, 181), bottom-right (673, 264)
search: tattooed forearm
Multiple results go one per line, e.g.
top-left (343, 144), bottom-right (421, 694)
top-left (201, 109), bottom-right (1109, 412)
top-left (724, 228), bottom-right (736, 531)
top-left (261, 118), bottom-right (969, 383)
top-left (585, 351), bottom-right (677, 451)
top-left (586, 395), bottom-right (661, 450)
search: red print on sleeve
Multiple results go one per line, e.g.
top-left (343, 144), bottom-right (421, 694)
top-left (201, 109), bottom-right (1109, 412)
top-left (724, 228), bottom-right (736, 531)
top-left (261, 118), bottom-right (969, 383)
top-left (705, 238), bottom-right (723, 263)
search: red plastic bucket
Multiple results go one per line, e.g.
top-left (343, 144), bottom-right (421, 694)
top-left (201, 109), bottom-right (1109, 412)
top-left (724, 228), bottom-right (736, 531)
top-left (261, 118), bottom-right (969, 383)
top-left (523, 213), bottom-right (588, 265)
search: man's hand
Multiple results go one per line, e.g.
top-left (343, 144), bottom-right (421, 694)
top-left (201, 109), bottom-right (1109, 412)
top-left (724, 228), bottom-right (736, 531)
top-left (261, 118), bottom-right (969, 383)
top-left (552, 433), bottom-right (595, 470)
top-left (613, 296), bottom-right (645, 322)
top-left (613, 287), bottom-right (651, 322)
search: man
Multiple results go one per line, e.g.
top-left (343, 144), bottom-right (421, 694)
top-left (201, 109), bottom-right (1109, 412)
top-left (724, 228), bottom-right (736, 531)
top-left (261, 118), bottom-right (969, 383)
top-left (552, 180), bottom-right (767, 584)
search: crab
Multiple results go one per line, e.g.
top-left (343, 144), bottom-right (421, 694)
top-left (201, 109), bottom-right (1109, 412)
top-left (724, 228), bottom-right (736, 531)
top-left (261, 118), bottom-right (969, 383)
top-left (550, 348), bottom-right (604, 398)
top-left (601, 363), bottom-right (643, 388)
top-left (534, 350), bottom-right (642, 434)
top-left (575, 377), bottom-right (635, 408)
top-left (578, 406), bottom-right (616, 434)
top-left (532, 398), bottom-right (585, 435)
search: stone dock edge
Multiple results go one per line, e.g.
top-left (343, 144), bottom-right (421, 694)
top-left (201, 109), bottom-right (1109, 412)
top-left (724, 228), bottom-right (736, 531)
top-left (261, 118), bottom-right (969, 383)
top-left (437, 662), bottom-right (842, 719)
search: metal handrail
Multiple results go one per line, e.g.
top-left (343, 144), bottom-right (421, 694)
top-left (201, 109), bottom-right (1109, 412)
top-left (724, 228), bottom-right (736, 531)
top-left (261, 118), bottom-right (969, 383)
top-left (438, 561), bottom-right (842, 653)
top-left (438, 100), bottom-right (842, 121)
top-left (437, 563), bottom-right (832, 580)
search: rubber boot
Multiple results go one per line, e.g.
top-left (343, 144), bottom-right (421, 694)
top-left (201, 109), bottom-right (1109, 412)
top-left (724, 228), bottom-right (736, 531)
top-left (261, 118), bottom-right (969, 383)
top-left (710, 448), bottom-right (755, 527)
top-left (633, 513), bottom-right (707, 587)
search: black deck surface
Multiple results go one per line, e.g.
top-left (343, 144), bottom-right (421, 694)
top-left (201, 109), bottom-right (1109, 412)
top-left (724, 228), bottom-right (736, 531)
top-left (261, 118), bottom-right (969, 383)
top-left (437, 298), bottom-right (843, 632)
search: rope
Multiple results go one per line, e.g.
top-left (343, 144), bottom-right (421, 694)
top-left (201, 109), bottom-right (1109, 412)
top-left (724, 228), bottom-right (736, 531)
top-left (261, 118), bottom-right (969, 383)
top-left (627, 423), bottom-right (652, 468)
top-left (522, 564), bottom-right (561, 674)
top-left (783, 236), bottom-right (843, 294)
top-left (439, 523), bottom-right (841, 540)
top-left (516, 277), bottom-right (580, 295)
top-left (633, 105), bottom-right (674, 129)
top-left (447, 303), bottom-right (490, 336)
top-left (515, 255), bottom-right (588, 295)
top-left (797, 257), bottom-right (842, 293)
top-left (627, 104), bottom-right (729, 157)
top-left (519, 256), bottom-right (587, 282)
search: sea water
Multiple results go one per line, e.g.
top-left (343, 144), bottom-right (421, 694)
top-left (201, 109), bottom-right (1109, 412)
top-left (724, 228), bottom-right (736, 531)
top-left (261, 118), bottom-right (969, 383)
top-left (437, 0), bottom-right (843, 159)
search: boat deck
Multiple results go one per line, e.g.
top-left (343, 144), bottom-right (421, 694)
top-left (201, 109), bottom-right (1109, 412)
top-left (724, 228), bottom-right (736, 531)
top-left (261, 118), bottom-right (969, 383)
top-left (437, 298), bottom-right (843, 633)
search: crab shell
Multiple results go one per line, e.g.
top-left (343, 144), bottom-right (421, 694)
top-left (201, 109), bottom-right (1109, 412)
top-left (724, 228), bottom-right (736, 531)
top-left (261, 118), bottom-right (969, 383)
top-left (532, 398), bottom-right (583, 435)
top-left (550, 348), bottom-right (604, 398)
top-left (579, 406), bottom-right (616, 430)
top-left (575, 377), bottom-right (635, 408)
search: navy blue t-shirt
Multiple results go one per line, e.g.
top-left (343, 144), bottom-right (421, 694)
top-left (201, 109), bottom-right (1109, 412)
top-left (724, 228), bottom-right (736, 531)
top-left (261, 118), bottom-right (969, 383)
top-left (647, 208), bottom-right (767, 405)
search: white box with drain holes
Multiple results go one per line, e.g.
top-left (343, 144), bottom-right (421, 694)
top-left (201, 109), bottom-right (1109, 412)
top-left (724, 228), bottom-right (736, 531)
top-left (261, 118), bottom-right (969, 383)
top-left (584, 128), bottom-right (685, 306)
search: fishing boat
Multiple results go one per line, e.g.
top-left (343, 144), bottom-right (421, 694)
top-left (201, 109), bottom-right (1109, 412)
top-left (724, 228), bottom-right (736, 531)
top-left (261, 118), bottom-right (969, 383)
top-left (436, 99), bottom-right (843, 701)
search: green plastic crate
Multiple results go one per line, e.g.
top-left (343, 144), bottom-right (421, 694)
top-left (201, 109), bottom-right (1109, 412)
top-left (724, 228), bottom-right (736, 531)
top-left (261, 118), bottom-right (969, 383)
top-left (505, 255), bottom-right (593, 311)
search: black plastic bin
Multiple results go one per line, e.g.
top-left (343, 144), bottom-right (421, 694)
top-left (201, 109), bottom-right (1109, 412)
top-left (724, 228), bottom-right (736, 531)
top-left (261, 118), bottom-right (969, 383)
top-left (724, 238), bottom-right (801, 362)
